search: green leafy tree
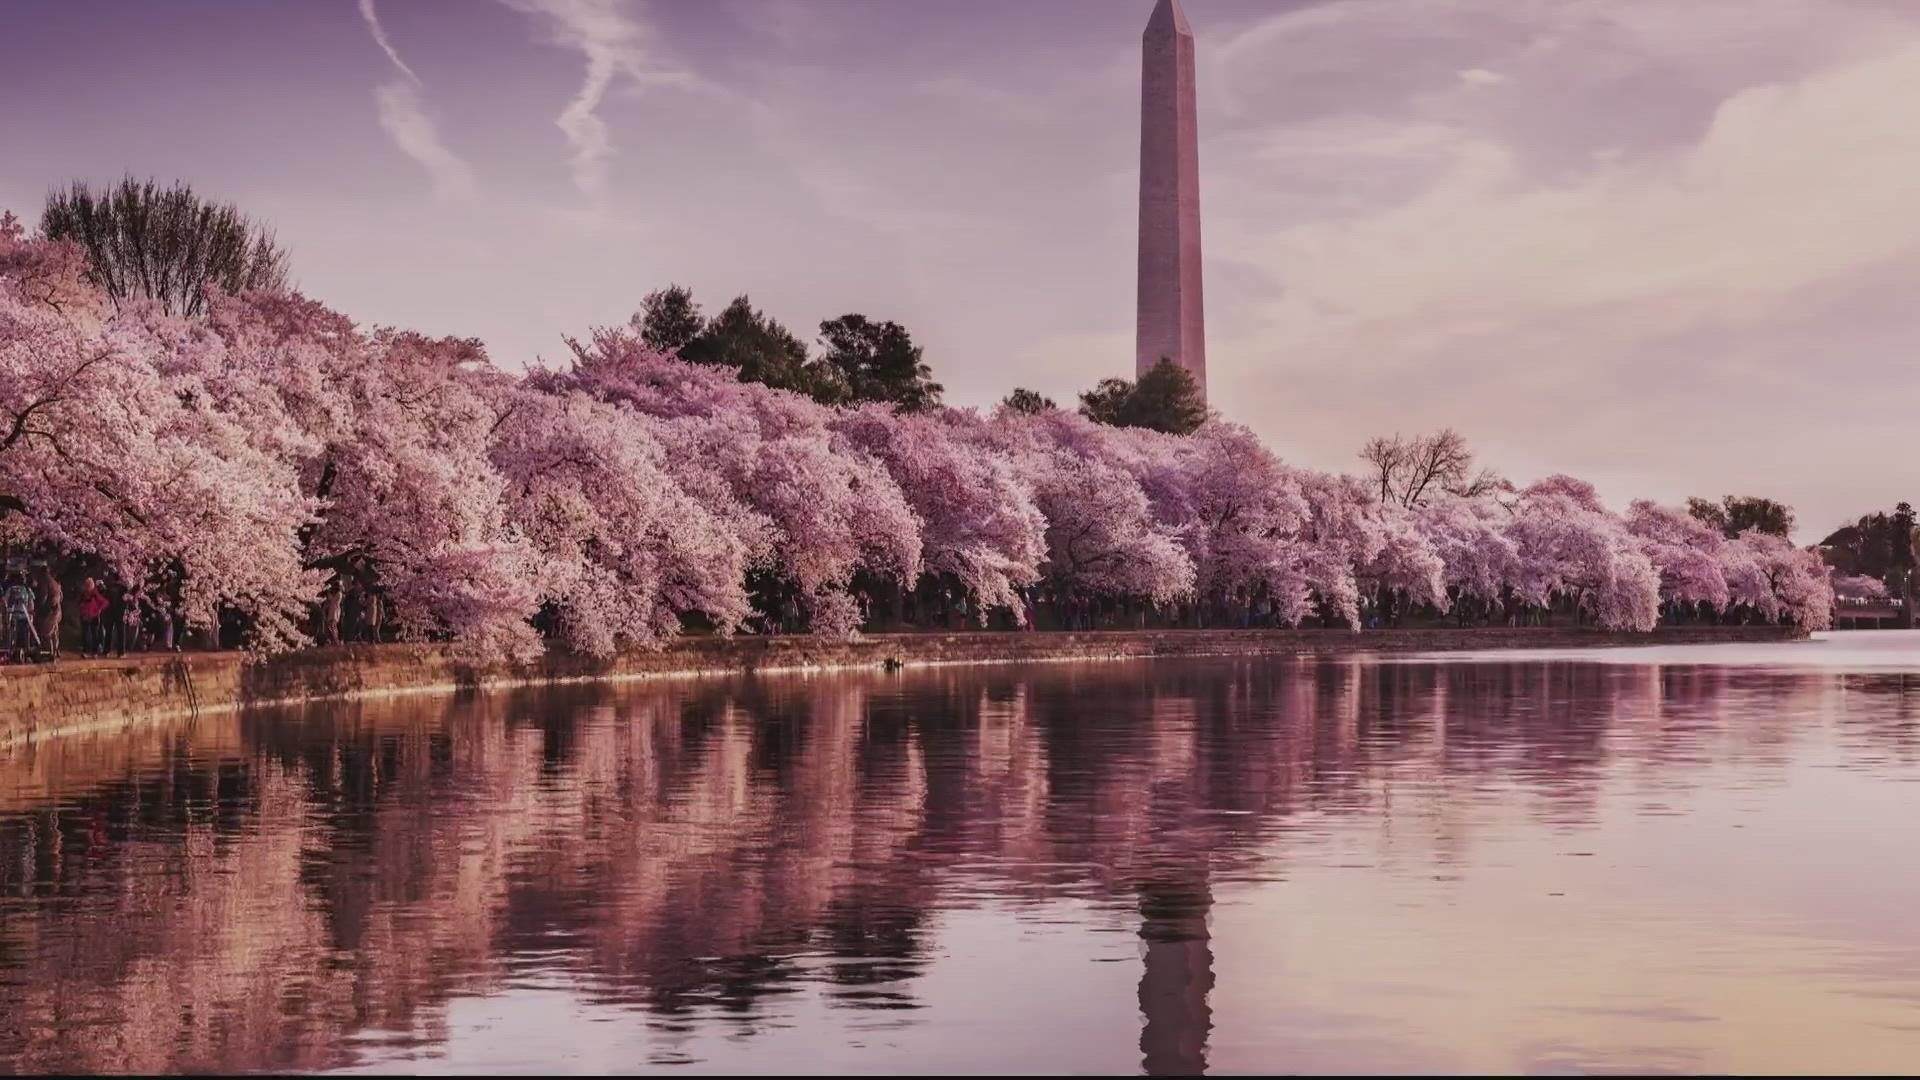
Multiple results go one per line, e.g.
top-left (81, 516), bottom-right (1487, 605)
top-left (1684, 497), bottom-right (1729, 536)
top-left (1896, 502), bottom-right (1917, 567)
top-left (629, 290), bottom-right (945, 409)
top-left (1077, 359), bottom-right (1209, 435)
top-left (1001, 387), bottom-right (1056, 414)
top-left (1819, 501), bottom-right (1917, 581)
top-left (816, 314), bottom-right (942, 411)
top-left (1688, 495), bottom-right (1794, 540)
top-left (680, 295), bottom-right (817, 395)
top-left (637, 284), bottom-right (703, 353)
top-left (41, 176), bottom-right (290, 317)
top-left (1077, 377), bottom-right (1135, 426)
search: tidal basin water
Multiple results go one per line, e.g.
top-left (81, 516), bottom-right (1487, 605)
top-left (5, 634), bottom-right (1920, 1074)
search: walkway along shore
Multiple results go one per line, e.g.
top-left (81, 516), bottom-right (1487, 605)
top-left (0, 625), bottom-right (1808, 748)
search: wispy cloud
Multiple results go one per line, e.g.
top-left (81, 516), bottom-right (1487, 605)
top-left (726, 0), bottom-right (842, 49)
top-left (1192, 0), bottom-right (1920, 523)
top-left (358, 0), bottom-right (476, 201)
top-left (357, 0), bottom-right (419, 84)
top-left (374, 83), bottom-right (478, 202)
top-left (497, 0), bottom-right (702, 203)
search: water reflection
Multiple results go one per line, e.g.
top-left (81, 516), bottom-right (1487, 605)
top-left (0, 641), bottom-right (1918, 1073)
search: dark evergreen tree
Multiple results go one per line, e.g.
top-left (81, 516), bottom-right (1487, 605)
top-left (1002, 387), bottom-right (1056, 414)
top-left (1688, 495), bottom-right (1794, 540)
top-left (636, 284), bottom-right (703, 353)
top-left (681, 295), bottom-right (817, 395)
top-left (1077, 359), bottom-right (1208, 435)
top-left (816, 314), bottom-right (942, 411)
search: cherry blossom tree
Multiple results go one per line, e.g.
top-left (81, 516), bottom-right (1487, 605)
top-left (1505, 477), bottom-right (1659, 631)
top-left (1148, 422), bottom-right (1448, 627)
top-left (1414, 496), bottom-right (1519, 613)
top-left (1832, 573), bottom-right (1891, 603)
top-left (0, 212), bottom-right (101, 322)
top-left (1732, 531), bottom-right (1833, 630)
top-left (989, 411), bottom-right (1192, 605)
top-left (831, 405), bottom-right (1045, 619)
top-left (1, 223), bottom-right (320, 649)
top-left (1291, 470), bottom-right (1389, 627)
top-left (1160, 422), bottom-right (1316, 623)
top-left (560, 327), bottom-right (922, 636)
top-left (1, 200), bottom-right (1830, 654)
top-left (1359, 502), bottom-right (1450, 620)
top-left (489, 387), bottom-right (759, 656)
top-left (1030, 451), bottom-right (1194, 603)
top-left (1626, 500), bottom-right (1731, 614)
top-left (195, 294), bottom-right (540, 654)
top-left (1717, 538), bottom-right (1780, 621)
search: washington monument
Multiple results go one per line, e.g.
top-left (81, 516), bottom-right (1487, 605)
top-left (1137, 0), bottom-right (1206, 397)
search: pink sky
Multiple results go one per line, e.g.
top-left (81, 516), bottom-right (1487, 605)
top-left (5, 0), bottom-right (1919, 538)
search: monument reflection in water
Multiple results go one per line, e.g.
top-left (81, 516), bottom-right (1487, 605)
top-left (4, 642), bottom-right (1920, 1074)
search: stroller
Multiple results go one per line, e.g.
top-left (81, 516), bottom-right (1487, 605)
top-left (2, 566), bottom-right (46, 664)
top-left (1, 606), bottom-right (41, 664)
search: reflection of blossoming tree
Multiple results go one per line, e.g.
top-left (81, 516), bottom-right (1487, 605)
top-left (0, 657), bottom-right (1857, 1073)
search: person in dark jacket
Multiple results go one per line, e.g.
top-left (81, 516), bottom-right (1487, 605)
top-left (107, 580), bottom-right (142, 657)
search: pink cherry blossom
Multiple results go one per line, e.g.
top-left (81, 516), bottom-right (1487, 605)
top-left (1626, 500), bottom-right (1731, 612)
top-left (0, 199), bottom-right (1834, 651)
top-left (1161, 422), bottom-right (1317, 623)
top-left (831, 405), bottom-right (1045, 618)
top-left (1832, 573), bottom-right (1891, 602)
top-left (1414, 496), bottom-right (1518, 608)
top-left (561, 326), bottom-right (922, 636)
top-left (988, 411), bottom-right (1193, 604)
top-left (1360, 502), bottom-right (1450, 615)
top-left (1506, 477), bottom-right (1660, 631)
top-left (2, 233), bottom-right (320, 649)
top-left (1728, 531), bottom-right (1834, 631)
top-left (1291, 470), bottom-right (1388, 627)
top-left (490, 386), bottom-right (759, 656)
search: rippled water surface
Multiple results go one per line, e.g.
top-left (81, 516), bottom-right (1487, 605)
top-left (5, 632), bottom-right (1920, 1074)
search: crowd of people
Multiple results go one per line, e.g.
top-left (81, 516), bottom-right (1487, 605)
top-left (0, 564), bottom-right (175, 664)
top-left (0, 559), bottom-right (415, 665)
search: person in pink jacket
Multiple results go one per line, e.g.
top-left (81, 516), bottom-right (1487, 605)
top-left (77, 577), bottom-right (109, 657)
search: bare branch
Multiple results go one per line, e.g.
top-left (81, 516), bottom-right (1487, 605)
top-left (1360, 428), bottom-right (1504, 508)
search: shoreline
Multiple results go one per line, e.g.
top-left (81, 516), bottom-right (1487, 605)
top-left (0, 625), bottom-right (1807, 749)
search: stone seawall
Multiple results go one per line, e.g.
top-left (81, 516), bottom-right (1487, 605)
top-left (0, 625), bottom-right (1807, 748)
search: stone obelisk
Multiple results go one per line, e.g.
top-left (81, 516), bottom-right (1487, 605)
top-left (1137, 0), bottom-right (1206, 397)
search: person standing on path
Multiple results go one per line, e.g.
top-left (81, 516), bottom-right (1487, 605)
top-left (107, 580), bottom-right (139, 656)
top-left (5, 574), bottom-right (37, 663)
top-left (35, 565), bottom-right (62, 661)
top-left (319, 579), bottom-right (343, 645)
top-left (119, 582), bottom-right (146, 655)
top-left (364, 589), bottom-right (383, 643)
top-left (104, 580), bottom-right (123, 656)
top-left (77, 577), bottom-right (107, 656)
top-left (166, 591), bottom-right (185, 651)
